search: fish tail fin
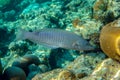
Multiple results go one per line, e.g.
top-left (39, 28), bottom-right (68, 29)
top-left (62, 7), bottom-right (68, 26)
top-left (15, 29), bottom-right (27, 41)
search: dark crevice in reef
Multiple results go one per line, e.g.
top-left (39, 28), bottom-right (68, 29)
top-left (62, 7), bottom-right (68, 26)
top-left (48, 49), bottom-right (58, 69)
top-left (0, 27), bottom-right (15, 57)
top-left (49, 48), bottom-right (76, 69)
top-left (0, 27), bottom-right (14, 44)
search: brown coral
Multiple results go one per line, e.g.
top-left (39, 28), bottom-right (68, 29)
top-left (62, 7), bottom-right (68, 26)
top-left (100, 18), bottom-right (120, 61)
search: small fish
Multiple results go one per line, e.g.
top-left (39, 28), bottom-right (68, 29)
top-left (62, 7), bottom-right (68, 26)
top-left (15, 28), bottom-right (94, 51)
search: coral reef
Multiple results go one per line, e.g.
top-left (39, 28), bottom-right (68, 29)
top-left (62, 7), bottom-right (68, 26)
top-left (72, 19), bottom-right (103, 39)
top-left (32, 52), bottom-right (105, 80)
top-left (0, 54), bottom-right (42, 80)
top-left (42, 58), bottom-right (120, 80)
top-left (65, 52), bottom-right (106, 76)
top-left (81, 58), bottom-right (120, 80)
top-left (91, 58), bottom-right (120, 80)
top-left (100, 18), bottom-right (120, 61)
top-left (32, 69), bottom-right (63, 80)
top-left (9, 41), bottom-right (30, 56)
top-left (89, 33), bottom-right (100, 47)
top-left (93, 0), bottom-right (120, 23)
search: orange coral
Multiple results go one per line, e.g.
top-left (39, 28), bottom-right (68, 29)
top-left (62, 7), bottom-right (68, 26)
top-left (100, 18), bottom-right (120, 61)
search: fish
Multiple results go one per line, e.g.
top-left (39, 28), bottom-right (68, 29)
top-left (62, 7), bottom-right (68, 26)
top-left (15, 28), bottom-right (94, 51)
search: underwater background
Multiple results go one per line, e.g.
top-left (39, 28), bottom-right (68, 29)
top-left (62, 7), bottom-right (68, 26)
top-left (0, 0), bottom-right (120, 80)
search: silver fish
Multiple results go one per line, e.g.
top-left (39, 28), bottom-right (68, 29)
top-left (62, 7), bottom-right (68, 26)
top-left (16, 28), bottom-right (94, 51)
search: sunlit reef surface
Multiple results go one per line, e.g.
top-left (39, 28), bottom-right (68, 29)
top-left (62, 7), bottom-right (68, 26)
top-left (0, 0), bottom-right (120, 80)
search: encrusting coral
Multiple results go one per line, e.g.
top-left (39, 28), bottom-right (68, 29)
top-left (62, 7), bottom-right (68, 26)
top-left (100, 18), bottom-right (120, 61)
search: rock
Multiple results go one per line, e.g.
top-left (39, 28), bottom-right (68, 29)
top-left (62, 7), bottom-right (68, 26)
top-left (32, 69), bottom-right (63, 80)
top-left (79, 58), bottom-right (120, 80)
top-left (91, 58), bottom-right (120, 80)
top-left (32, 52), bottom-right (106, 80)
top-left (57, 70), bottom-right (76, 80)
top-left (2, 66), bottom-right (26, 80)
top-left (71, 19), bottom-right (103, 39)
top-left (66, 53), bottom-right (106, 76)
top-left (12, 54), bottom-right (40, 75)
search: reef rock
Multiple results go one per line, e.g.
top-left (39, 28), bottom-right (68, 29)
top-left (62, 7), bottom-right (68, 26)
top-left (32, 69), bottom-right (63, 80)
top-left (32, 52), bottom-right (105, 80)
top-left (92, 58), bottom-right (120, 80)
top-left (72, 19), bottom-right (103, 39)
top-left (81, 58), bottom-right (120, 80)
top-left (93, 0), bottom-right (120, 23)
